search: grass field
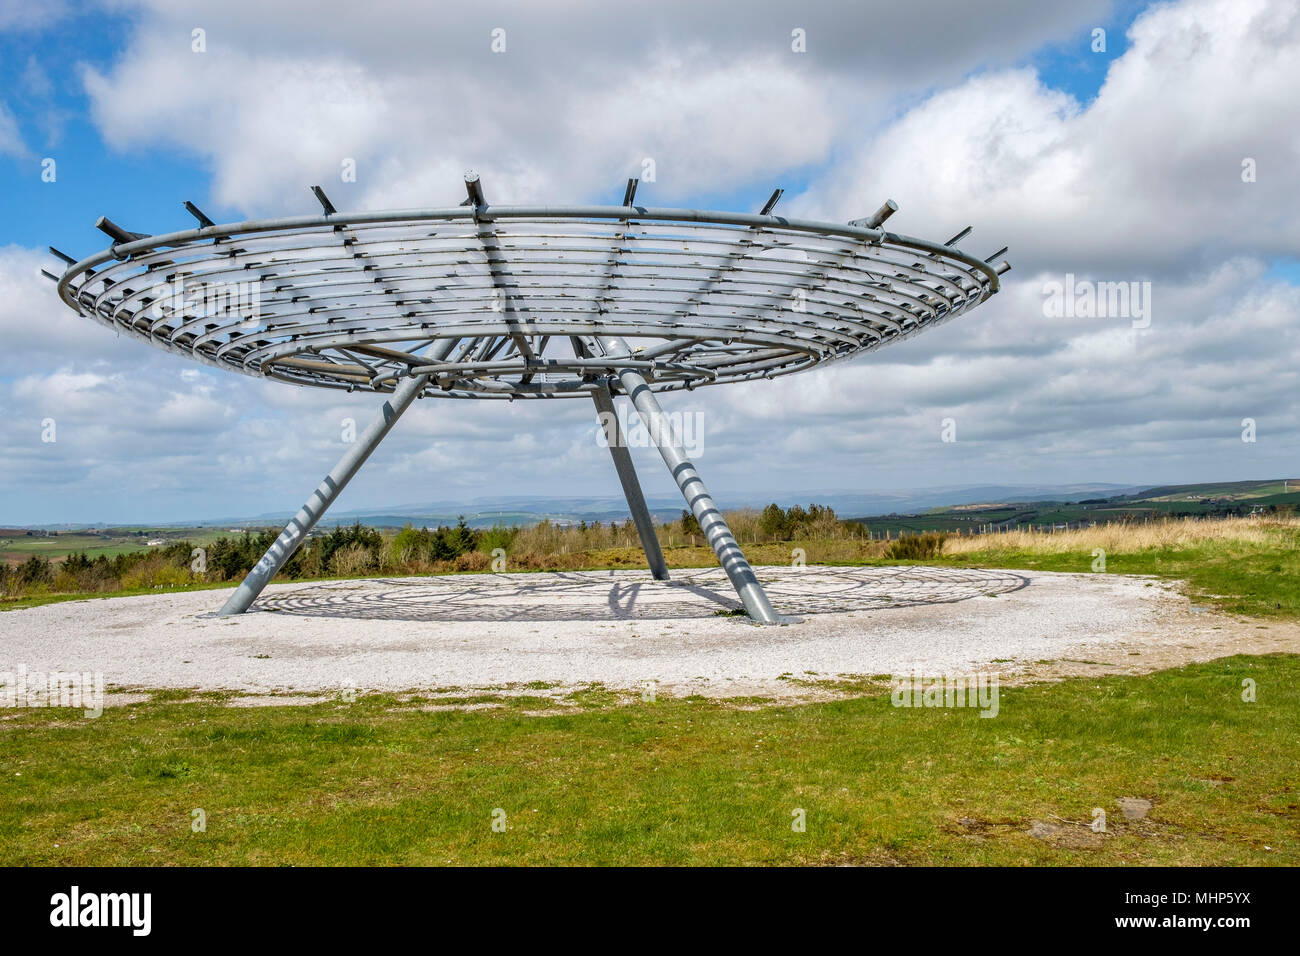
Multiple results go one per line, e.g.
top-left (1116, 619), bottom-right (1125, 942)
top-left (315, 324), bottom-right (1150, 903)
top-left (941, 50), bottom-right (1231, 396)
top-left (3, 515), bottom-right (1296, 866)
top-left (931, 520), bottom-right (1300, 620)
top-left (0, 535), bottom-right (160, 563)
top-left (0, 528), bottom-right (230, 565)
top-left (1, 656), bottom-right (1293, 865)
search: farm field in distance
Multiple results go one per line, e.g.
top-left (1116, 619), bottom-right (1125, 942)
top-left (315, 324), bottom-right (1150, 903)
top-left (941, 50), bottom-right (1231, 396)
top-left (852, 478), bottom-right (1300, 536)
top-left (0, 526), bottom-right (230, 565)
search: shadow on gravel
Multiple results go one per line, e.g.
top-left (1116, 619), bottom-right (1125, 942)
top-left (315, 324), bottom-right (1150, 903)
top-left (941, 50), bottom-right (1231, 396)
top-left (253, 567), bottom-right (1030, 623)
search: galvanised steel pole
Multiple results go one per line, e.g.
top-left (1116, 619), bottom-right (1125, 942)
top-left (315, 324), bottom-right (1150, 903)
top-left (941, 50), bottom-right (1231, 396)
top-left (590, 384), bottom-right (670, 581)
top-left (217, 342), bottom-right (455, 616)
top-left (595, 336), bottom-right (780, 624)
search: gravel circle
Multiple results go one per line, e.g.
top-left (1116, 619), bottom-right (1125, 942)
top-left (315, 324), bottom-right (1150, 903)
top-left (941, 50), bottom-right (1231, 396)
top-left (0, 566), bottom-right (1211, 697)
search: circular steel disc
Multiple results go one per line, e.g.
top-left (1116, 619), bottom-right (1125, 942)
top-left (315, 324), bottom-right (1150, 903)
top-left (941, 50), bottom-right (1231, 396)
top-left (55, 204), bottom-right (1005, 399)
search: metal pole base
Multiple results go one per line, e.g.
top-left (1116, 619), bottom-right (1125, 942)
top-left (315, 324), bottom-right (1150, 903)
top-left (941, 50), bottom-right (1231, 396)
top-left (594, 337), bottom-right (781, 624)
top-left (217, 371), bottom-right (433, 615)
top-left (219, 339), bottom-right (463, 614)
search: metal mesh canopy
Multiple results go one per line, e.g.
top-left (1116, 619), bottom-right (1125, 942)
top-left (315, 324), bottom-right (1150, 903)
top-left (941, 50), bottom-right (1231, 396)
top-left (54, 194), bottom-right (1006, 400)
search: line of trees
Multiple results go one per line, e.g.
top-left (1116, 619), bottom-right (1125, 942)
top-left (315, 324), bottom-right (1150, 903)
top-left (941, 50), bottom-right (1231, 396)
top-left (757, 503), bottom-right (842, 540)
top-left (1, 504), bottom-right (867, 602)
top-left (0, 519), bottom-right (490, 599)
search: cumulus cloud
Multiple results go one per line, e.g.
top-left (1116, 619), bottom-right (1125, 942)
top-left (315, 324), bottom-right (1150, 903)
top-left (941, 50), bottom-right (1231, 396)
top-left (702, 259), bottom-right (1300, 489)
top-left (78, 0), bottom-right (1110, 212)
top-left (0, 246), bottom-right (143, 372)
top-left (796, 0), bottom-right (1300, 275)
top-left (81, 34), bottom-right (839, 211)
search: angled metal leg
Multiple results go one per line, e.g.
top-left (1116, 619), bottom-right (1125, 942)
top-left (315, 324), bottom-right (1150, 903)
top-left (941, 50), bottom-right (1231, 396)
top-left (594, 336), bottom-right (780, 624)
top-left (217, 373), bottom-right (429, 615)
top-left (591, 385), bottom-right (669, 581)
top-left (217, 341), bottom-right (456, 615)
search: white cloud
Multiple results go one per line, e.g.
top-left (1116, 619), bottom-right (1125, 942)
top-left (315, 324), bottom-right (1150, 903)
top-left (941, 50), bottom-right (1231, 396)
top-left (0, 246), bottom-right (144, 372)
top-left (797, 0), bottom-right (1300, 275)
top-left (0, 101), bottom-right (27, 159)
top-left (79, 0), bottom-right (1112, 213)
top-left (0, 0), bottom-right (71, 32)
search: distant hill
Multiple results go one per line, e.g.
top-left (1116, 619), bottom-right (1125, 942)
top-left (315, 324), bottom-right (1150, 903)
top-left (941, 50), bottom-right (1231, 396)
top-left (843, 478), bottom-right (1299, 535)
top-left (204, 484), bottom-right (1146, 530)
top-left (10, 479), bottom-right (1295, 532)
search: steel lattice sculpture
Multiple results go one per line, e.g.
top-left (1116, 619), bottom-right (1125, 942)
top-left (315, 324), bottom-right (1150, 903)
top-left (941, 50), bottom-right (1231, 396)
top-left (50, 173), bottom-right (1009, 623)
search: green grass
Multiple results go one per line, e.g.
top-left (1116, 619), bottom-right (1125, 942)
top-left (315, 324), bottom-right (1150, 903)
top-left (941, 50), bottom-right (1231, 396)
top-left (1, 656), bottom-right (1295, 865)
top-left (1, 537), bottom-right (159, 561)
top-left (0, 528), bottom-right (231, 564)
top-left (922, 537), bottom-right (1300, 620)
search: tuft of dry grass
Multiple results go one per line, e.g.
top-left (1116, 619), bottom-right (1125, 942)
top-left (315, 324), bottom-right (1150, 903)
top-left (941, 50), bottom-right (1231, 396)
top-left (941, 515), bottom-right (1298, 556)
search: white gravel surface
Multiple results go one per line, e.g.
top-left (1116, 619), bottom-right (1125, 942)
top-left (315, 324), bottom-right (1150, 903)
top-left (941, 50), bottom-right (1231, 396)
top-left (2, 564), bottom-right (1216, 697)
top-left (0, 566), bottom-right (1208, 697)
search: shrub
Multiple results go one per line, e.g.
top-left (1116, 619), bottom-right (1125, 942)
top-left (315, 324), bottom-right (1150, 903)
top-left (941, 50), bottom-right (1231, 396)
top-left (477, 524), bottom-right (517, 554)
top-left (121, 558), bottom-right (194, 590)
top-left (317, 523), bottom-right (384, 570)
top-left (290, 542), bottom-right (324, 579)
top-left (17, 555), bottom-right (53, 586)
top-left (390, 524), bottom-right (434, 565)
top-left (453, 551), bottom-right (489, 572)
top-left (329, 543), bottom-right (376, 577)
top-left (448, 516), bottom-right (478, 554)
top-left (886, 532), bottom-right (948, 560)
top-left (759, 503), bottom-right (788, 539)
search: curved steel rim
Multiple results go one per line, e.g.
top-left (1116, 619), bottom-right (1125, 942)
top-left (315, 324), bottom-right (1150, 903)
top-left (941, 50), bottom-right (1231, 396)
top-left (57, 203), bottom-right (1001, 290)
top-left (54, 203), bottom-right (1005, 399)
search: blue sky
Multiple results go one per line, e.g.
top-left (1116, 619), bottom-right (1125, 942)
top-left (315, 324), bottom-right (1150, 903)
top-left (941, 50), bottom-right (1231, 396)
top-left (1, 7), bottom-right (202, 250)
top-left (2, 1), bottom-right (1150, 247)
top-left (1, 0), bottom-right (1297, 525)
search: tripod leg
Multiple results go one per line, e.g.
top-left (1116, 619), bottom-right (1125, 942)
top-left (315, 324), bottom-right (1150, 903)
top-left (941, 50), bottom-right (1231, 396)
top-left (591, 384), bottom-right (670, 580)
top-left (594, 336), bottom-right (779, 624)
top-left (217, 371), bottom-right (432, 615)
